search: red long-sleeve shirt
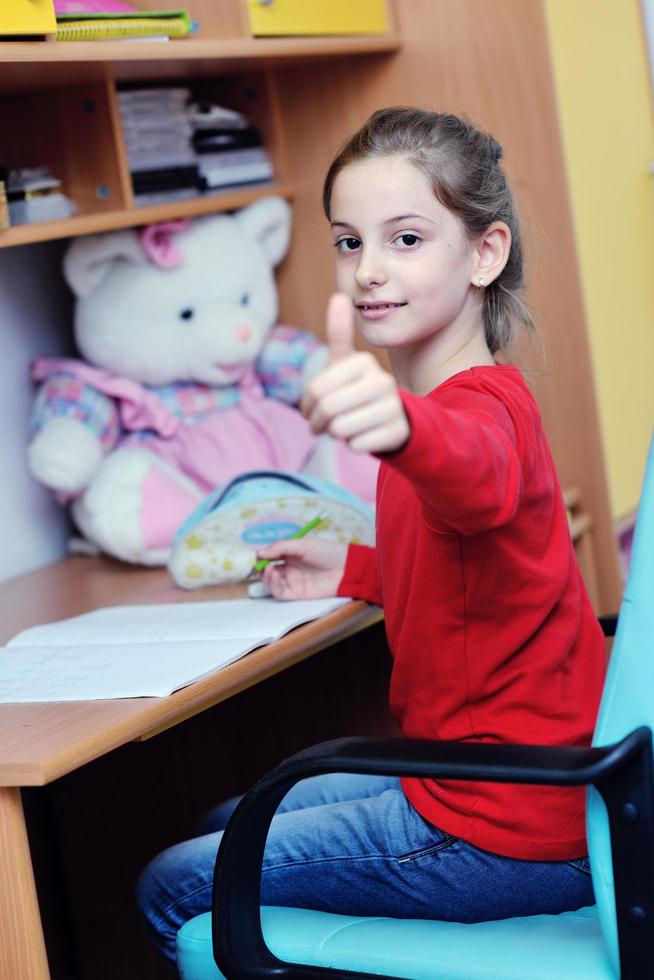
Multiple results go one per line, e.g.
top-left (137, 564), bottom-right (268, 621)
top-left (338, 365), bottom-right (605, 860)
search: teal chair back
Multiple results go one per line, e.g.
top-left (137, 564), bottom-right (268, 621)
top-left (176, 435), bottom-right (654, 979)
top-left (588, 434), bottom-right (654, 974)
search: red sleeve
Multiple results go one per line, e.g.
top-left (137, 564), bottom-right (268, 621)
top-left (382, 387), bottom-right (524, 535)
top-left (337, 544), bottom-right (383, 606)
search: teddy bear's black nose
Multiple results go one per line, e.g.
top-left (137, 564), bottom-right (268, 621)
top-left (179, 308), bottom-right (194, 320)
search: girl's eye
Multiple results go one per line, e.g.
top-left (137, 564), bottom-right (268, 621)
top-left (179, 308), bottom-right (195, 320)
top-left (335, 237), bottom-right (361, 252)
top-left (394, 233), bottom-right (421, 249)
top-left (241, 293), bottom-right (249, 306)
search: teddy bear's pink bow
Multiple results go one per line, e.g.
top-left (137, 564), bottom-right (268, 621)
top-left (140, 219), bottom-right (192, 268)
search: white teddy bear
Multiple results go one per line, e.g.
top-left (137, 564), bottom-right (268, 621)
top-left (27, 197), bottom-right (378, 565)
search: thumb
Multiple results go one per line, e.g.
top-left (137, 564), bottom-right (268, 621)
top-left (326, 292), bottom-right (355, 364)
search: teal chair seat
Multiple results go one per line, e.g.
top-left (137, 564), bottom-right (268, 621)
top-left (177, 433), bottom-right (654, 979)
top-left (178, 904), bottom-right (611, 980)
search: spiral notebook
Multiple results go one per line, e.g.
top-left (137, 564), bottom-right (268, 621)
top-left (0, 596), bottom-right (350, 702)
top-left (55, 8), bottom-right (193, 41)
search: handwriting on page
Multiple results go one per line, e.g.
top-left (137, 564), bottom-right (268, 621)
top-left (0, 596), bottom-right (350, 701)
top-left (9, 598), bottom-right (349, 647)
top-left (0, 639), bottom-right (268, 702)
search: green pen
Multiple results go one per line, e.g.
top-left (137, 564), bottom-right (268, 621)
top-left (248, 512), bottom-right (327, 579)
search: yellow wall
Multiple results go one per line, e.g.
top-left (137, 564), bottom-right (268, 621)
top-left (544, 0), bottom-right (654, 519)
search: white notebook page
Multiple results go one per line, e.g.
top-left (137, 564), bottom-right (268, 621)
top-left (0, 596), bottom-right (350, 702)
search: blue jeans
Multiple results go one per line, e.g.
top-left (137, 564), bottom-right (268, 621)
top-left (136, 773), bottom-right (594, 967)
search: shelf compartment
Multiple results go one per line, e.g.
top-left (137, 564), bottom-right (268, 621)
top-left (0, 80), bottom-right (131, 224)
top-left (180, 70), bottom-right (291, 184)
top-left (0, 181), bottom-right (295, 248)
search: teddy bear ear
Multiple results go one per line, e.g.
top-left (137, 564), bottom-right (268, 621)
top-left (63, 229), bottom-right (146, 298)
top-left (235, 196), bottom-right (292, 267)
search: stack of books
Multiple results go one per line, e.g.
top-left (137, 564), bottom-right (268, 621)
top-left (117, 88), bottom-right (275, 204)
top-left (118, 87), bottom-right (202, 204)
top-left (0, 167), bottom-right (77, 226)
top-left (189, 102), bottom-right (274, 190)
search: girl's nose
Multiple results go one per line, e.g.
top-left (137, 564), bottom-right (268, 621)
top-left (235, 324), bottom-right (252, 343)
top-left (354, 247), bottom-right (388, 289)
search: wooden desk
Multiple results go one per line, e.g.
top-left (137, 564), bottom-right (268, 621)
top-left (0, 556), bottom-right (383, 980)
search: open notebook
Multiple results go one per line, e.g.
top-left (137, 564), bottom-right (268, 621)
top-left (0, 597), bottom-right (350, 702)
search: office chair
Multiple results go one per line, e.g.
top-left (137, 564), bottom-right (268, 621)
top-left (176, 435), bottom-right (654, 980)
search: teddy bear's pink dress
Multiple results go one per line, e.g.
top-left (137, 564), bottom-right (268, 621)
top-left (31, 329), bottom-right (379, 517)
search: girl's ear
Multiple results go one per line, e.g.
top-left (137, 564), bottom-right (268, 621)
top-left (471, 221), bottom-right (511, 288)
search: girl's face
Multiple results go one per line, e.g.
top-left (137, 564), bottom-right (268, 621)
top-left (329, 156), bottom-right (482, 355)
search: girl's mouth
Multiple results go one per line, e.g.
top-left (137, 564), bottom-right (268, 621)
top-left (356, 301), bottom-right (407, 320)
top-left (356, 301), bottom-right (406, 310)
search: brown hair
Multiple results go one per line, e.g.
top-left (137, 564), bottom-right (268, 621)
top-left (323, 106), bottom-right (535, 356)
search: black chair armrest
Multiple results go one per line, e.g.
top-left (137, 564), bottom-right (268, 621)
top-left (599, 614), bottom-right (619, 637)
top-left (213, 728), bottom-right (654, 980)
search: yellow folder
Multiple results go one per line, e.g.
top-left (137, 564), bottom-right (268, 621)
top-left (247, 0), bottom-right (388, 37)
top-left (1, 0), bottom-right (57, 35)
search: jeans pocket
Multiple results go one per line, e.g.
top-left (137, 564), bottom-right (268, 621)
top-left (397, 833), bottom-right (459, 864)
top-left (566, 856), bottom-right (592, 875)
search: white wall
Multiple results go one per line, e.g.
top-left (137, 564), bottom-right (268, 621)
top-left (0, 241), bottom-right (74, 583)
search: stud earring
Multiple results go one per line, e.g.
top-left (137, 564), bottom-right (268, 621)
top-left (478, 276), bottom-right (485, 287)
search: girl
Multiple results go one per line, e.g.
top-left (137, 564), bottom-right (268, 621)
top-left (137, 107), bottom-right (605, 966)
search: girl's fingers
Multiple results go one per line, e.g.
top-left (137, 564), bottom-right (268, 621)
top-left (300, 351), bottom-right (374, 417)
top-left (262, 561), bottom-right (311, 601)
top-left (348, 418), bottom-right (410, 454)
top-left (322, 394), bottom-right (403, 442)
top-left (324, 401), bottom-right (409, 453)
top-left (307, 371), bottom-right (395, 432)
top-left (262, 565), bottom-right (292, 599)
top-left (256, 538), bottom-right (310, 561)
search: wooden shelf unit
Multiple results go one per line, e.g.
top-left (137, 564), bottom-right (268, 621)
top-left (0, 60), bottom-right (307, 247)
top-left (0, 11), bottom-right (400, 248)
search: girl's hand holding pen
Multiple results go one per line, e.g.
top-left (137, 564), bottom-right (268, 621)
top-left (256, 537), bottom-right (349, 600)
top-left (300, 293), bottom-right (410, 455)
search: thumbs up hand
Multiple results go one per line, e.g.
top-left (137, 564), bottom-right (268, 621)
top-left (300, 293), bottom-right (410, 455)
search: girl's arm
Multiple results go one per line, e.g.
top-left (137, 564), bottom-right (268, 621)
top-left (388, 387), bottom-right (524, 535)
top-left (337, 543), bottom-right (383, 606)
